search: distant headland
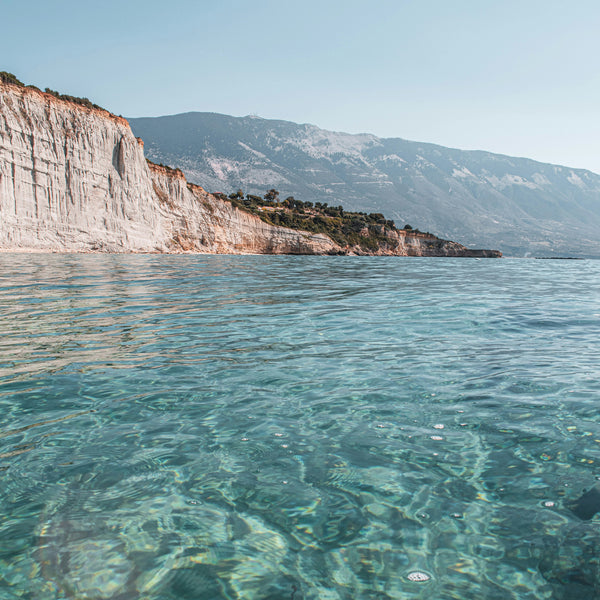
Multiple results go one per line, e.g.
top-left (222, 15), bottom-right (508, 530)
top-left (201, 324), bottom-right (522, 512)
top-left (0, 72), bottom-right (500, 257)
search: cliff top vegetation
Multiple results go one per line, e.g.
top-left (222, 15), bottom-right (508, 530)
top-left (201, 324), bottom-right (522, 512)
top-left (214, 188), bottom-right (432, 251)
top-left (0, 71), bottom-right (104, 111)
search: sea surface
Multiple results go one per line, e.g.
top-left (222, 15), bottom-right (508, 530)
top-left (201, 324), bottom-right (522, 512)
top-left (1, 254), bottom-right (599, 600)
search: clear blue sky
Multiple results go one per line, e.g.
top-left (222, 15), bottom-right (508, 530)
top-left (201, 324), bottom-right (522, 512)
top-left (3, 0), bottom-right (600, 173)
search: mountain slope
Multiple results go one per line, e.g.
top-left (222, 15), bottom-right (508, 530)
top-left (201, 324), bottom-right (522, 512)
top-left (130, 112), bottom-right (600, 257)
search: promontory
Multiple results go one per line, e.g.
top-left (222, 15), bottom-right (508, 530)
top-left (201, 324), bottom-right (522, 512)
top-left (0, 75), bottom-right (500, 257)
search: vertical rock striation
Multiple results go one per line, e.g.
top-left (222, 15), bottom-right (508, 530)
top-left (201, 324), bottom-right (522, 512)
top-left (0, 83), bottom-right (162, 251)
top-left (0, 82), bottom-right (338, 254)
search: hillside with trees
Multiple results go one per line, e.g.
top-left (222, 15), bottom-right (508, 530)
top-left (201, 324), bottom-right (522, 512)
top-left (217, 188), bottom-right (433, 252)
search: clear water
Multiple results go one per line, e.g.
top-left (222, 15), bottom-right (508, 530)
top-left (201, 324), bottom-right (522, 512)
top-left (1, 255), bottom-right (599, 600)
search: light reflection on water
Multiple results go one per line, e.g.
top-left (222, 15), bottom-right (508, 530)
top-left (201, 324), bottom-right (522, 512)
top-left (1, 254), bottom-right (600, 599)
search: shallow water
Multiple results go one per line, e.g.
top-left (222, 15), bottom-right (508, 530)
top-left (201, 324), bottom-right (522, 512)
top-left (1, 254), bottom-right (599, 599)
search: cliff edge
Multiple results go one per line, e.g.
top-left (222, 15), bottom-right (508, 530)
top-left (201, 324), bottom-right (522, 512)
top-left (0, 79), bottom-right (500, 257)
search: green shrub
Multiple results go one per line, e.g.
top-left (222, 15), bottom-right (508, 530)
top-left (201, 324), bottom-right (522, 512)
top-left (215, 188), bottom-right (430, 252)
top-left (0, 72), bottom-right (24, 86)
top-left (1, 73), bottom-right (103, 110)
top-left (44, 88), bottom-right (102, 110)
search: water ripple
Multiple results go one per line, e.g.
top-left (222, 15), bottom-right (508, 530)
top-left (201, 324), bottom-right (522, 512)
top-left (0, 255), bottom-right (599, 599)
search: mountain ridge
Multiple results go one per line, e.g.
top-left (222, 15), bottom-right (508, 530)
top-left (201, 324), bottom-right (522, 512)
top-left (141, 110), bottom-right (600, 174)
top-left (130, 112), bottom-right (600, 257)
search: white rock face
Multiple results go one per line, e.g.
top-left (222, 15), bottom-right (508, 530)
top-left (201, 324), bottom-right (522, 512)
top-left (0, 85), bottom-right (163, 251)
top-left (148, 164), bottom-right (339, 254)
top-left (0, 83), bottom-right (337, 254)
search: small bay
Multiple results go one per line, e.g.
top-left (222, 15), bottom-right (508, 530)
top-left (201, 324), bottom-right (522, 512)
top-left (0, 254), bottom-right (599, 599)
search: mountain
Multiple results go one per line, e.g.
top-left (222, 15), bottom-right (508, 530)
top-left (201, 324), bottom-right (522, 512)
top-left (0, 77), bottom-right (497, 257)
top-left (129, 112), bottom-right (600, 257)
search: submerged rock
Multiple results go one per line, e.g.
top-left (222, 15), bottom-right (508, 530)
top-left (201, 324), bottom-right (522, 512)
top-left (570, 486), bottom-right (600, 521)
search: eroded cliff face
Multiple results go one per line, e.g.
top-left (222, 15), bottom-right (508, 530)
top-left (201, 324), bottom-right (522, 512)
top-left (0, 82), bottom-right (500, 257)
top-left (0, 82), bottom-right (339, 254)
top-left (0, 85), bottom-right (159, 251)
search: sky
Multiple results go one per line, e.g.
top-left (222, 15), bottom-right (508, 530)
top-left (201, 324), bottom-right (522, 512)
top-left (3, 0), bottom-right (600, 173)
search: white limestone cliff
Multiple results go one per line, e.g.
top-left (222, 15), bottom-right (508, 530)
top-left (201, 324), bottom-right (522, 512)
top-left (0, 82), bottom-right (340, 254)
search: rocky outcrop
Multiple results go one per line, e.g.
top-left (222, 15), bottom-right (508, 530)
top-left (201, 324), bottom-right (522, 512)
top-left (0, 81), bottom-right (500, 257)
top-left (148, 163), bottom-right (338, 254)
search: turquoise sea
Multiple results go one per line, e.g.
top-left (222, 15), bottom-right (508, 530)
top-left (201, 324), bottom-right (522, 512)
top-left (1, 254), bottom-right (599, 600)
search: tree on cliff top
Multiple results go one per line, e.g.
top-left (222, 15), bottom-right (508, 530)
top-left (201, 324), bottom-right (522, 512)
top-left (0, 72), bottom-right (24, 86)
top-left (264, 189), bottom-right (279, 202)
